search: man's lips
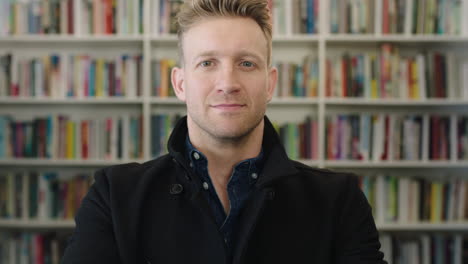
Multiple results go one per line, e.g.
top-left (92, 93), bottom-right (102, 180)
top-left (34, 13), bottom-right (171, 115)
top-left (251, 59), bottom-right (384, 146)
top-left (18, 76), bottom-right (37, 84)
top-left (211, 104), bottom-right (246, 110)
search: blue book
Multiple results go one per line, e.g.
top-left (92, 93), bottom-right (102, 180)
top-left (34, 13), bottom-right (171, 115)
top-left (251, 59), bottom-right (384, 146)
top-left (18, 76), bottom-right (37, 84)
top-left (307, 0), bottom-right (314, 33)
top-left (46, 115), bottom-right (53, 158)
top-left (295, 65), bottom-right (303, 97)
top-left (89, 60), bottom-right (96, 97)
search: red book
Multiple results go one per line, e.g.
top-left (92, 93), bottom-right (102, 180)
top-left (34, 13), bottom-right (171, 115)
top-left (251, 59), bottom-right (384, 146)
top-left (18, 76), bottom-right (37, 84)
top-left (83, 56), bottom-right (89, 97)
top-left (439, 118), bottom-right (448, 160)
top-left (109, 61), bottom-right (116, 96)
top-left (105, 118), bottom-right (112, 159)
top-left (105, 0), bottom-right (113, 34)
top-left (382, 0), bottom-right (389, 33)
top-left (67, 0), bottom-right (74, 34)
top-left (325, 59), bottom-right (332, 97)
top-left (81, 121), bottom-right (89, 159)
top-left (381, 116), bottom-right (390, 160)
top-left (434, 53), bottom-right (443, 98)
top-left (38, 119), bottom-right (46, 158)
top-left (35, 234), bottom-right (44, 264)
top-left (311, 120), bottom-right (318, 160)
top-left (326, 120), bottom-right (334, 159)
top-left (431, 116), bottom-right (440, 160)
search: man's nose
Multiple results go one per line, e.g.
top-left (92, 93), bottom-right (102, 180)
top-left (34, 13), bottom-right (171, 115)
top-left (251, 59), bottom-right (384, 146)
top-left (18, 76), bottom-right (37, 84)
top-left (216, 65), bottom-right (241, 95)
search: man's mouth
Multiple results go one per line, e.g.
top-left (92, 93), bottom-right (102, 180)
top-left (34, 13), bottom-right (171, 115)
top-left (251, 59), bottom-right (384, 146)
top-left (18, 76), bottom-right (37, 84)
top-left (211, 104), bottom-right (246, 110)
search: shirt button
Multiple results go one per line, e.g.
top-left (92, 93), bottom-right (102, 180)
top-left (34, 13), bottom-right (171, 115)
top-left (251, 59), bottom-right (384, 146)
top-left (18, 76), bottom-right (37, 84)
top-left (189, 162), bottom-right (193, 168)
top-left (251, 173), bottom-right (258, 179)
top-left (203, 182), bottom-right (209, 190)
top-left (224, 238), bottom-right (228, 244)
top-left (193, 152), bottom-right (200, 160)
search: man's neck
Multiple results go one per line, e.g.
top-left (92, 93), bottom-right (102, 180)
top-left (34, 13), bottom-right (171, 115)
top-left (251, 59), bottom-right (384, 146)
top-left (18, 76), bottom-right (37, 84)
top-left (187, 118), bottom-right (264, 186)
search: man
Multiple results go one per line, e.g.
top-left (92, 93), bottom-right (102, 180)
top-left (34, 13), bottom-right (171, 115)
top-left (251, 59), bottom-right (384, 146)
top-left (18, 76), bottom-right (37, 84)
top-left (61, 0), bottom-right (387, 263)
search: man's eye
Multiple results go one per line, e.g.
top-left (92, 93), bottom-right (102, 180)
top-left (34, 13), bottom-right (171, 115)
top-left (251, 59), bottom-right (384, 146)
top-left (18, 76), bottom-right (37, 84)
top-left (200, 61), bottom-right (212, 67)
top-left (241, 61), bottom-right (254, 67)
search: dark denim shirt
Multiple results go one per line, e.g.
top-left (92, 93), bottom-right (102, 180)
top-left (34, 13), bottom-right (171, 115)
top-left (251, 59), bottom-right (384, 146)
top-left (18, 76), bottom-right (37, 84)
top-left (185, 136), bottom-right (263, 256)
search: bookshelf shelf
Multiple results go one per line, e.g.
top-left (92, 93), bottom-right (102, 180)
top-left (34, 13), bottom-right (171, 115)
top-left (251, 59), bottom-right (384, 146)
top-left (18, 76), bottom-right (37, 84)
top-left (324, 160), bottom-right (468, 168)
top-left (324, 98), bottom-right (468, 106)
top-left (0, 159), bottom-right (146, 167)
top-left (272, 34), bottom-right (321, 43)
top-left (0, 35), bottom-right (144, 43)
top-left (376, 222), bottom-right (468, 232)
top-left (149, 97), bottom-right (184, 105)
top-left (150, 34), bottom-right (321, 43)
top-left (148, 97), bottom-right (320, 105)
top-left (0, 97), bottom-right (144, 105)
top-left (326, 34), bottom-right (468, 43)
top-left (0, 219), bottom-right (75, 229)
top-left (270, 97), bottom-right (319, 105)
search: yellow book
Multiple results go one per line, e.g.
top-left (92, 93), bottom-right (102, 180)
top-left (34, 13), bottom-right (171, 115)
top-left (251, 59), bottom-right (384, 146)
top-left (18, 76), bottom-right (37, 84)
top-left (96, 59), bottom-right (104, 97)
top-left (410, 60), bottom-right (419, 99)
top-left (370, 55), bottom-right (378, 98)
top-left (66, 180), bottom-right (75, 219)
top-left (430, 182), bottom-right (442, 222)
top-left (160, 60), bottom-right (169, 97)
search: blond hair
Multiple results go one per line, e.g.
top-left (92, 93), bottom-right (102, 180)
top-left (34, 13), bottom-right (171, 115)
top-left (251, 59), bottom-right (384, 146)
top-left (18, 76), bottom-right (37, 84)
top-left (176, 0), bottom-right (272, 66)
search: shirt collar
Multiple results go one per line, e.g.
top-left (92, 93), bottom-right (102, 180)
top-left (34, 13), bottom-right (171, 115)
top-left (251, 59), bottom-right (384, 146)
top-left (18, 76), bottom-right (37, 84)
top-left (185, 135), bottom-right (264, 184)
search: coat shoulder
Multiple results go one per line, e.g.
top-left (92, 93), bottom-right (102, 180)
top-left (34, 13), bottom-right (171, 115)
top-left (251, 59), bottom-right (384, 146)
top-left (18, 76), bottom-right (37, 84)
top-left (95, 154), bottom-right (173, 187)
top-left (290, 159), bottom-right (358, 183)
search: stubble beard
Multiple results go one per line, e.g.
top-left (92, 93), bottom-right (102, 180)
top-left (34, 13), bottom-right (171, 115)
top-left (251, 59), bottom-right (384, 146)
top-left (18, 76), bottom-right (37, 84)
top-left (189, 108), bottom-right (265, 145)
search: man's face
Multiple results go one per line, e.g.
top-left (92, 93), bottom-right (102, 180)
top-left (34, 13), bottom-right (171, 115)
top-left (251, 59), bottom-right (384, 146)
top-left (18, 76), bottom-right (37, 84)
top-left (172, 17), bottom-right (277, 141)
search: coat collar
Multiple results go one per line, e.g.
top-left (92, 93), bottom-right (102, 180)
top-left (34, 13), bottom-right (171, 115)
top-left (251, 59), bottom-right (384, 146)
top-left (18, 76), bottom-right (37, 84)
top-left (167, 115), bottom-right (299, 187)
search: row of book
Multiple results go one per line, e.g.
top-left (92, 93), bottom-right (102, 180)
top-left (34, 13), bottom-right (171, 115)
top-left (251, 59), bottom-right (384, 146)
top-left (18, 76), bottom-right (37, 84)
top-left (0, 171), bottom-right (92, 220)
top-left (380, 0), bottom-right (464, 35)
top-left (269, 0), bottom-right (319, 35)
top-left (274, 117), bottom-right (319, 160)
top-left (0, 0), bottom-right (143, 36)
top-left (360, 174), bottom-right (468, 223)
top-left (78, 0), bottom-right (143, 35)
top-left (0, 0), bottom-right (75, 35)
top-left (155, 0), bottom-right (182, 35)
top-left (0, 53), bottom-right (143, 98)
top-left (0, 231), bottom-right (70, 264)
top-left (329, 0), bottom-right (375, 34)
top-left (0, 114), bottom-right (144, 160)
top-left (329, 0), bottom-right (468, 35)
top-left (326, 114), bottom-right (468, 161)
top-left (325, 44), bottom-right (468, 99)
top-left (380, 233), bottom-right (466, 264)
top-left (274, 55), bottom-right (319, 97)
top-left (151, 59), bottom-right (176, 97)
top-left (151, 114), bottom-right (180, 158)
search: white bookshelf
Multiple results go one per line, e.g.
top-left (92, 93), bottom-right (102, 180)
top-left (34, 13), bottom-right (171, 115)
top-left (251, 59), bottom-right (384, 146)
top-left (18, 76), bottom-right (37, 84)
top-left (0, 219), bottom-right (75, 229)
top-left (0, 0), bottom-right (468, 237)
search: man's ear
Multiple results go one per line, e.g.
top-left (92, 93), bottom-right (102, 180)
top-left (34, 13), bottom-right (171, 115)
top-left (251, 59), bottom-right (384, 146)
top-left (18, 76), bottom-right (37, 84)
top-left (171, 67), bottom-right (186, 101)
top-left (266, 66), bottom-right (278, 102)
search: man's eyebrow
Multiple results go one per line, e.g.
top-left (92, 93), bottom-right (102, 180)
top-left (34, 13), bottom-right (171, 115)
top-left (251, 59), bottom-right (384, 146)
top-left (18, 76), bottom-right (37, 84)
top-left (192, 50), bottom-right (265, 64)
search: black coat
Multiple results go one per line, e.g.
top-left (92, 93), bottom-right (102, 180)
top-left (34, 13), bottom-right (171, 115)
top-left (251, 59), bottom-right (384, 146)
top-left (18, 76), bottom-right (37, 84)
top-left (61, 116), bottom-right (387, 264)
